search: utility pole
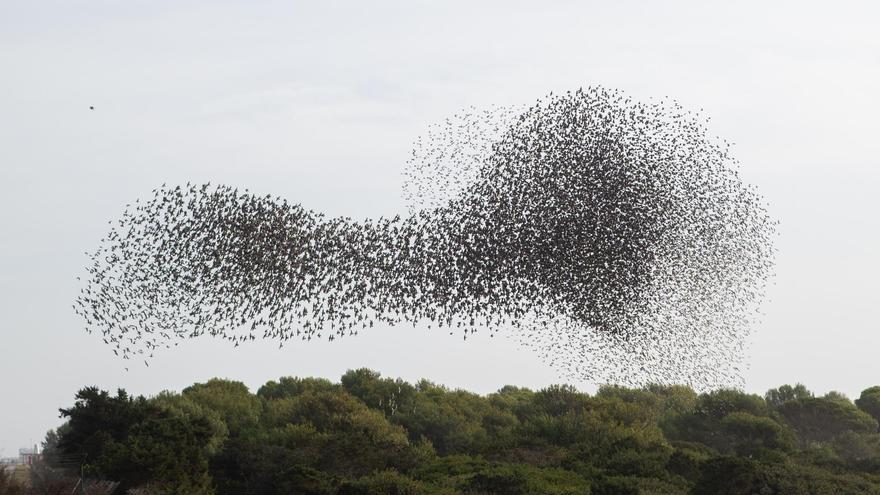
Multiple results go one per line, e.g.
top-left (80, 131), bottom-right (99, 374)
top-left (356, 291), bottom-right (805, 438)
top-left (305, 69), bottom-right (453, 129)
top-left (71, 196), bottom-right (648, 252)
top-left (70, 454), bottom-right (87, 495)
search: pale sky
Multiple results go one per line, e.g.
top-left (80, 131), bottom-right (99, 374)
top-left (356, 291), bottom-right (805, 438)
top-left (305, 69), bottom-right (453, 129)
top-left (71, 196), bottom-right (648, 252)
top-left (2, 0), bottom-right (879, 455)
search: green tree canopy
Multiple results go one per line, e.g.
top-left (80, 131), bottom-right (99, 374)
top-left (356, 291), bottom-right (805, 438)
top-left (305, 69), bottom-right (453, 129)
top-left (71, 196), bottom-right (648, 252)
top-left (39, 373), bottom-right (880, 495)
top-left (855, 386), bottom-right (880, 428)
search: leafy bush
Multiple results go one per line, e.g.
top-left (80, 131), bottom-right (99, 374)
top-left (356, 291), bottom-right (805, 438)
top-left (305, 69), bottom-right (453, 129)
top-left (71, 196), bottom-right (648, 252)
top-left (41, 373), bottom-right (880, 495)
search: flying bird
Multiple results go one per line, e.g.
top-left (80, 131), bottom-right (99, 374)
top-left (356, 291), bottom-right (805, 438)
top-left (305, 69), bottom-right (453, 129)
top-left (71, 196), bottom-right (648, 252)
top-left (75, 87), bottom-right (775, 390)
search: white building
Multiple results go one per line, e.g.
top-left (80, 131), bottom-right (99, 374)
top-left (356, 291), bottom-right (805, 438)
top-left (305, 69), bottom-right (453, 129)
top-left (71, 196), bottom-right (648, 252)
top-left (0, 446), bottom-right (40, 467)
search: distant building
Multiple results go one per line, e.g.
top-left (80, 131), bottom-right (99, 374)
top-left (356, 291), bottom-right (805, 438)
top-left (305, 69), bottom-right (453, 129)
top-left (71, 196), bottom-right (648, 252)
top-left (0, 446), bottom-right (41, 467)
top-left (18, 446), bottom-right (41, 465)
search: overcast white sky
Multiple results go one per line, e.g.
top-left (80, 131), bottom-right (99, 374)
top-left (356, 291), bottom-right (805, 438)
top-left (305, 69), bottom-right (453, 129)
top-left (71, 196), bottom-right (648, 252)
top-left (2, 0), bottom-right (879, 455)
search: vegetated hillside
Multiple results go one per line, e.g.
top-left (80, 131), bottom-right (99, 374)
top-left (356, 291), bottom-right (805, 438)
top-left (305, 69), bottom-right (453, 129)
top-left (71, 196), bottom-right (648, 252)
top-left (19, 371), bottom-right (880, 494)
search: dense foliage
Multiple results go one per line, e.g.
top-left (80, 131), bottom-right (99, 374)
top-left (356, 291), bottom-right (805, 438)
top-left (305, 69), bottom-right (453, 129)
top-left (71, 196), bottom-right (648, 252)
top-left (26, 371), bottom-right (880, 494)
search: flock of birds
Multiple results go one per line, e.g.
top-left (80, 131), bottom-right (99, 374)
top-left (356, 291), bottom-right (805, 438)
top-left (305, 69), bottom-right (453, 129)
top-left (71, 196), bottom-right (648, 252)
top-left (76, 87), bottom-right (775, 389)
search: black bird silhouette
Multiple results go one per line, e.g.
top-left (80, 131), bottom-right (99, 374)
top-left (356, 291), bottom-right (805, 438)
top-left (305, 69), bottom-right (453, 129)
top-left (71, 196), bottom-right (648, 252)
top-left (75, 87), bottom-right (775, 390)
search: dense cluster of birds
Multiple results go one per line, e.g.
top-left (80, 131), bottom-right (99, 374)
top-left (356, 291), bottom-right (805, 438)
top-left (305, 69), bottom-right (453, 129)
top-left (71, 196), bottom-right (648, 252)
top-left (76, 87), bottom-right (775, 389)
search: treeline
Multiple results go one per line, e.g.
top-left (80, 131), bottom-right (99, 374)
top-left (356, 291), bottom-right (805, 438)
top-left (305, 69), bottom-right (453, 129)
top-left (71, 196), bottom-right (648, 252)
top-left (10, 370), bottom-right (880, 494)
